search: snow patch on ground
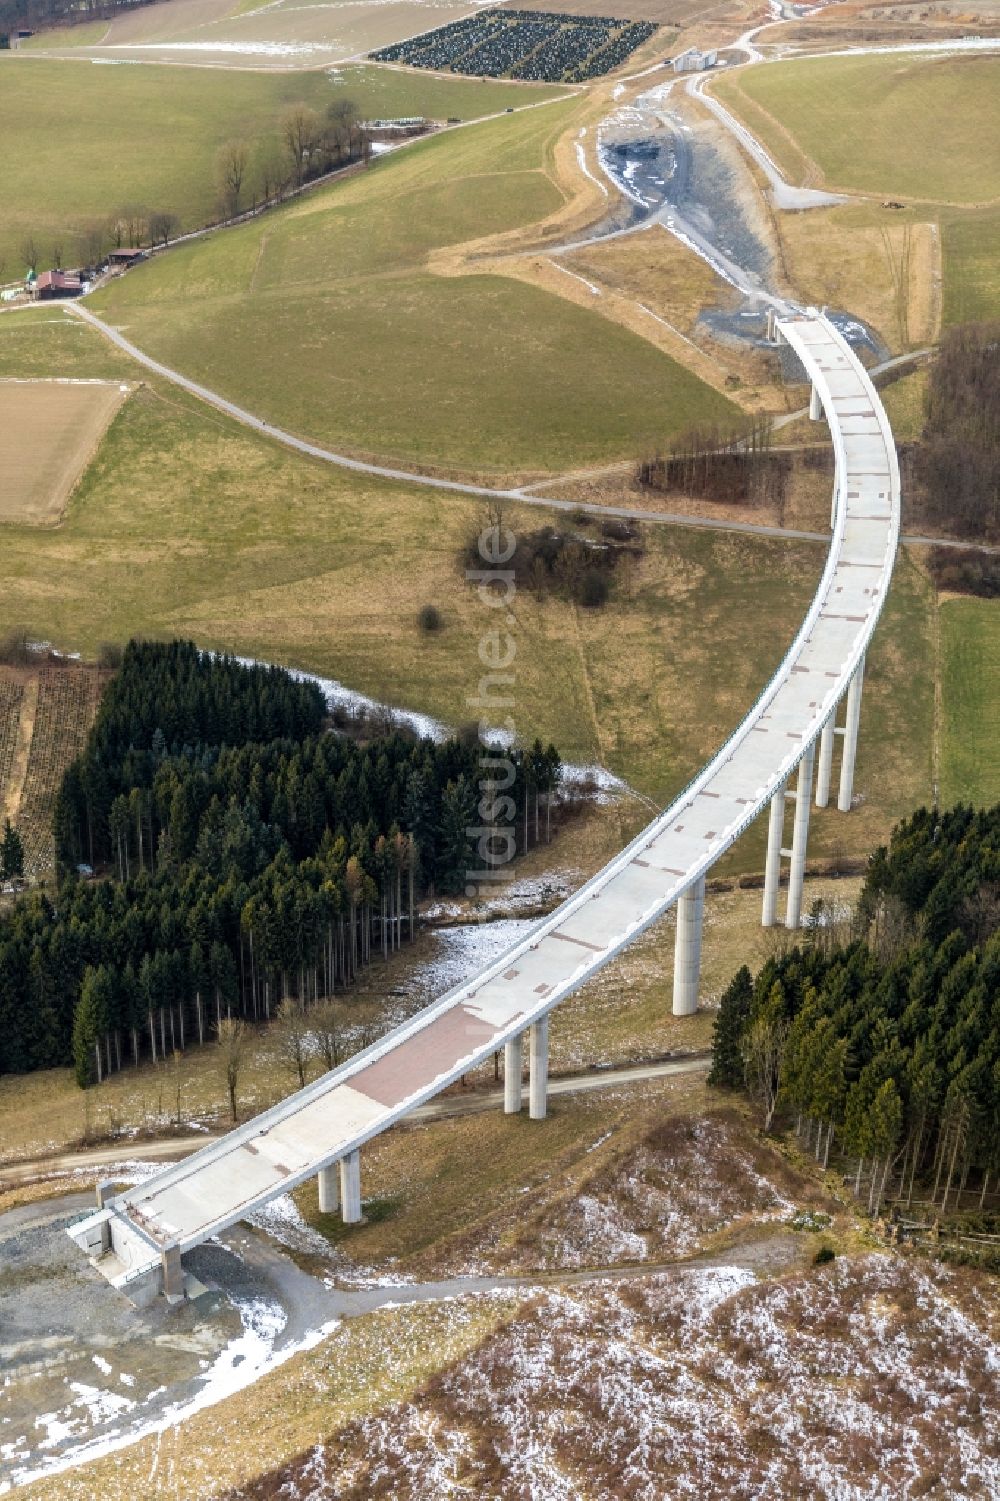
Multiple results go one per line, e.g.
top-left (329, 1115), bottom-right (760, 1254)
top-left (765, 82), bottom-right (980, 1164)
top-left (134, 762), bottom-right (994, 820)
top-left (3, 1293), bottom-right (334, 1494)
top-left (503, 1115), bottom-right (800, 1270)
top-left (287, 1258), bottom-right (1000, 1497)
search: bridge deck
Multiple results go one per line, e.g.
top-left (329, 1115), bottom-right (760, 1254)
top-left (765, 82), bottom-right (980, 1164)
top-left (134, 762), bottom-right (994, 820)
top-left (98, 314), bottom-right (900, 1268)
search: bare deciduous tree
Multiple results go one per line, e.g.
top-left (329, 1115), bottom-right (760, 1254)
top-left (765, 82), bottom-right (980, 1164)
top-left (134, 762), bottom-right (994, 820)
top-left (253, 136), bottom-right (288, 207)
top-left (742, 999), bottom-right (788, 1132)
top-left (148, 211), bottom-right (178, 248)
top-left (281, 104), bottom-right (322, 186)
top-left (217, 1016), bottom-right (250, 1123)
top-left (274, 997), bottom-right (311, 1088)
top-left (217, 139), bottom-right (250, 220)
top-left (309, 996), bottom-right (349, 1073)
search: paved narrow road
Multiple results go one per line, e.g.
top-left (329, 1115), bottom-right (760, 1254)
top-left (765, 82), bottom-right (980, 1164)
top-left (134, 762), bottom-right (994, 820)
top-left (70, 306), bottom-right (992, 553)
top-left (0, 1054), bottom-right (710, 1186)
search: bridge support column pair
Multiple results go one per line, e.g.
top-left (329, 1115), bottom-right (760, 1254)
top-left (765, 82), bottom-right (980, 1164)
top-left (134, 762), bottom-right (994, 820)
top-left (318, 1150), bottom-right (362, 1224)
top-left (504, 1017), bottom-right (549, 1120)
top-left (761, 655), bottom-right (865, 929)
top-left (762, 741), bottom-right (815, 930)
top-left (816, 655), bottom-right (865, 813)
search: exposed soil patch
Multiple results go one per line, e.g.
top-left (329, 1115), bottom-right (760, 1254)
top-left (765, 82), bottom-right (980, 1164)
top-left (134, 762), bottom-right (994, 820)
top-left (0, 380), bottom-right (128, 526)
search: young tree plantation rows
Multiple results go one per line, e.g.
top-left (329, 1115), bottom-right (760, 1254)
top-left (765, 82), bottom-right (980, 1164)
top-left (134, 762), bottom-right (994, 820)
top-left (0, 642), bottom-right (560, 1086)
top-left (19, 667), bottom-right (104, 880)
top-left (373, 10), bottom-right (656, 84)
top-left (0, 674), bottom-right (24, 808)
top-left (711, 804), bottom-right (1000, 1221)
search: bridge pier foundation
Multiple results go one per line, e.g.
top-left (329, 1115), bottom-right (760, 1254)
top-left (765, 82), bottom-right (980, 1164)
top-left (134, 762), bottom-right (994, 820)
top-left (672, 874), bottom-right (705, 1015)
top-left (762, 782), bottom-right (787, 927)
top-left (318, 1164), bottom-right (340, 1215)
top-left (838, 656), bottom-right (865, 812)
top-left (815, 713), bottom-right (836, 808)
top-left (786, 741), bottom-right (816, 928)
top-left (529, 1017), bottom-right (549, 1120)
top-left (340, 1150), bottom-right (362, 1224)
top-left (504, 1032), bottom-right (523, 1114)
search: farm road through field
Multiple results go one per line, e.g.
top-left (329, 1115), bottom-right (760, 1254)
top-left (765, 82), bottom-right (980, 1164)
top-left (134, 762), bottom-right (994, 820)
top-left (62, 306), bottom-right (994, 553)
top-left (0, 1055), bottom-right (710, 1185)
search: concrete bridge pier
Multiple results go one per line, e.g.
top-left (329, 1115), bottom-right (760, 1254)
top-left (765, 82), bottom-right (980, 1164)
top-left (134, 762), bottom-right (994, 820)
top-left (809, 382), bottom-right (823, 421)
top-left (815, 713), bottom-right (836, 808)
top-left (340, 1149), bottom-right (362, 1223)
top-left (672, 874), bottom-right (706, 1015)
top-left (786, 740), bottom-right (816, 928)
top-left (762, 780), bottom-right (787, 927)
top-left (318, 1163), bottom-right (340, 1215)
top-left (529, 1016), bottom-right (549, 1120)
top-left (504, 1032), bottom-right (523, 1114)
top-left (838, 656), bottom-right (865, 812)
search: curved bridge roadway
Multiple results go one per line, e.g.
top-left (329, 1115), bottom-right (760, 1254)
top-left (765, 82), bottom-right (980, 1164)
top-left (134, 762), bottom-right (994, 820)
top-left (71, 313), bottom-right (900, 1298)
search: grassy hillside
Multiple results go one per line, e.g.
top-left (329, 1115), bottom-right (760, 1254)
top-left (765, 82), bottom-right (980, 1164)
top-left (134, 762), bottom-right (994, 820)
top-left (91, 103), bottom-right (736, 474)
top-left (714, 53), bottom-right (1000, 203)
top-left (942, 206), bottom-right (1000, 324)
top-left (940, 596), bottom-right (1000, 807)
top-left (0, 312), bottom-right (933, 853)
top-left (0, 58), bottom-right (566, 277)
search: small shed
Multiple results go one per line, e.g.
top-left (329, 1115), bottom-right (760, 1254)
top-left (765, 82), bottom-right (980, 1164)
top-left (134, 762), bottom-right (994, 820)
top-left (34, 270), bottom-right (83, 300)
top-left (105, 247), bottom-right (147, 268)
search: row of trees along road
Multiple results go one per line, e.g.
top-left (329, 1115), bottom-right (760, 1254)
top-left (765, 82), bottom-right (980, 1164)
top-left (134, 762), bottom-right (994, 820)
top-left (0, 641), bottom-right (560, 1086)
top-left (14, 98), bottom-right (371, 278)
top-left (710, 803), bottom-right (1000, 1218)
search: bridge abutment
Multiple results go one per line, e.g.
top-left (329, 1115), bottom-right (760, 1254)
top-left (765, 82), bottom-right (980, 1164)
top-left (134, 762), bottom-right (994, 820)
top-left (161, 1242), bottom-right (184, 1304)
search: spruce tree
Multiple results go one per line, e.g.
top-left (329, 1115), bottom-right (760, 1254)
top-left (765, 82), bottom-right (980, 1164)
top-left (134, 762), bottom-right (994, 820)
top-left (709, 964), bottom-right (752, 1088)
top-left (0, 819), bottom-right (24, 880)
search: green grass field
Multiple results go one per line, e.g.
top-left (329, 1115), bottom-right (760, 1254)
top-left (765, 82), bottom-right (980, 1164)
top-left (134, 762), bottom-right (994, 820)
top-left (940, 596), bottom-right (1000, 807)
top-left (90, 103), bottom-right (736, 474)
top-left (880, 367), bottom-right (927, 444)
top-left (715, 53), bottom-right (1000, 204)
top-left (0, 57), bottom-right (567, 277)
top-left (942, 207), bottom-right (1000, 325)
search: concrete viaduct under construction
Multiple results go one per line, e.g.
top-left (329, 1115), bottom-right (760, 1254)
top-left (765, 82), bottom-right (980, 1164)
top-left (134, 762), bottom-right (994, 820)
top-left (70, 312), bottom-right (900, 1302)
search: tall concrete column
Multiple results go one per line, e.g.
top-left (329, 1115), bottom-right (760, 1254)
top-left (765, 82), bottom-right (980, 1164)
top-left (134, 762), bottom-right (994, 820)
top-left (786, 741), bottom-right (816, 929)
top-left (318, 1163), bottom-right (340, 1215)
top-left (529, 1016), bottom-right (549, 1121)
top-left (809, 382), bottom-right (823, 421)
top-left (815, 713), bottom-right (836, 808)
top-left (838, 656), bottom-right (865, 813)
top-left (672, 873), bottom-right (706, 1015)
top-left (762, 782), bottom-right (786, 927)
top-left (161, 1242), bottom-right (184, 1303)
top-left (340, 1149), bottom-right (362, 1224)
top-left (504, 1032), bottom-right (523, 1115)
